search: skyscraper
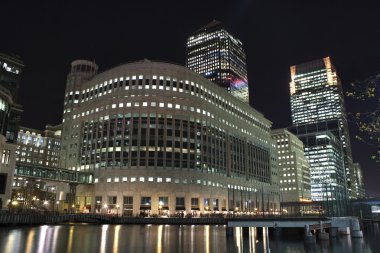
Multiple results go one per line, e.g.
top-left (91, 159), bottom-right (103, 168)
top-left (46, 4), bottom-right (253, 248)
top-left (186, 20), bottom-right (249, 103)
top-left (289, 57), bottom-right (357, 199)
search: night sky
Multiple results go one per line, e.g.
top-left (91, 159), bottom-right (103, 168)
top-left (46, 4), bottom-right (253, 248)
top-left (2, 1), bottom-right (379, 196)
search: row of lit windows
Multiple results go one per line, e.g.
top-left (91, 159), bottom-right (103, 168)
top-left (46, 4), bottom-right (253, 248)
top-left (79, 115), bottom-right (271, 182)
top-left (94, 176), bottom-right (264, 192)
top-left (280, 187), bottom-right (297, 191)
top-left (65, 74), bottom-right (268, 132)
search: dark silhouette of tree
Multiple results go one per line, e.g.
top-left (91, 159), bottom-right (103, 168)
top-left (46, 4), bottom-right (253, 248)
top-left (346, 73), bottom-right (380, 164)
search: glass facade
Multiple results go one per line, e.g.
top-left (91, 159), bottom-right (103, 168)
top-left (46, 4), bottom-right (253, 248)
top-left (186, 20), bottom-right (249, 103)
top-left (289, 57), bottom-right (357, 199)
top-left (0, 52), bottom-right (23, 143)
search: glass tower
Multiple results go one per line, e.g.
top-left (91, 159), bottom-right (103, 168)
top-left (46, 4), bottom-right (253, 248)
top-left (289, 57), bottom-right (357, 199)
top-left (186, 20), bottom-right (249, 103)
top-left (0, 52), bottom-right (23, 143)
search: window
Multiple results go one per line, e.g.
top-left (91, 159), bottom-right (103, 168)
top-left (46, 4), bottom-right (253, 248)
top-left (191, 198), bottom-right (199, 210)
top-left (140, 197), bottom-right (151, 209)
top-left (123, 196), bottom-right (133, 216)
top-left (175, 197), bottom-right (185, 210)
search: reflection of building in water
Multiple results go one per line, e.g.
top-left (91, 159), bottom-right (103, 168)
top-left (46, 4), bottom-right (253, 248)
top-left (60, 59), bottom-right (279, 215)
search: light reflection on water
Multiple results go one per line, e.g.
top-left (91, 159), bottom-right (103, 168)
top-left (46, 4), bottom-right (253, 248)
top-left (0, 223), bottom-right (378, 253)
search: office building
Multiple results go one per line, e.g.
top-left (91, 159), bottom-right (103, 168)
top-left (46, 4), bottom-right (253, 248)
top-left (0, 52), bottom-right (23, 143)
top-left (288, 123), bottom-right (346, 203)
top-left (271, 128), bottom-right (311, 203)
top-left (186, 20), bottom-right (249, 103)
top-left (289, 57), bottom-right (357, 199)
top-left (0, 52), bottom-right (23, 209)
top-left (60, 59), bottom-right (279, 215)
top-left (16, 125), bottom-right (61, 168)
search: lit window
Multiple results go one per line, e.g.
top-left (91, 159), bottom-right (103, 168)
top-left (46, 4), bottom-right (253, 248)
top-left (148, 177), bottom-right (154, 182)
top-left (122, 177), bottom-right (128, 182)
top-left (166, 178), bottom-right (171, 183)
top-left (114, 177), bottom-right (119, 182)
top-left (157, 177), bottom-right (163, 182)
top-left (131, 177), bottom-right (136, 182)
top-left (139, 177), bottom-right (145, 182)
top-left (107, 178), bottom-right (111, 183)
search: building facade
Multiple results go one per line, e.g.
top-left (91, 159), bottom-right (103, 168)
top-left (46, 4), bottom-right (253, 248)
top-left (186, 20), bottom-right (249, 103)
top-left (289, 57), bottom-right (357, 199)
top-left (16, 125), bottom-right (61, 168)
top-left (0, 135), bottom-right (16, 210)
top-left (271, 129), bottom-right (311, 203)
top-left (288, 124), bottom-right (346, 202)
top-left (0, 52), bottom-right (23, 209)
top-left (60, 59), bottom-right (279, 215)
top-left (0, 52), bottom-right (23, 143)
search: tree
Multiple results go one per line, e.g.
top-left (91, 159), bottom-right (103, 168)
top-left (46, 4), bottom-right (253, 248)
top-left (346, 73), bottom-right (380, 164)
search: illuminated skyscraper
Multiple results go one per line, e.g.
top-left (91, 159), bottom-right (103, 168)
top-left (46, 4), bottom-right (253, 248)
top-left (186, 20), bottom-right (249, 103)
top-left (289, 57), bottom-right (357, 199)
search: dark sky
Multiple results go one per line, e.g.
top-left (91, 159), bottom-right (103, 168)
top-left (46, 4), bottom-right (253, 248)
top-left (2, 0), bottom-right (379, 196)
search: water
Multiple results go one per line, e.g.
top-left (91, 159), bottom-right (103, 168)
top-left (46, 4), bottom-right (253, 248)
top-left (0, 223), bottom-right (378, 253)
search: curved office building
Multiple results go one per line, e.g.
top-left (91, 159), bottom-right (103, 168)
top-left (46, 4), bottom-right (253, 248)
top-left (60, 59), bottom-right (279, 215)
